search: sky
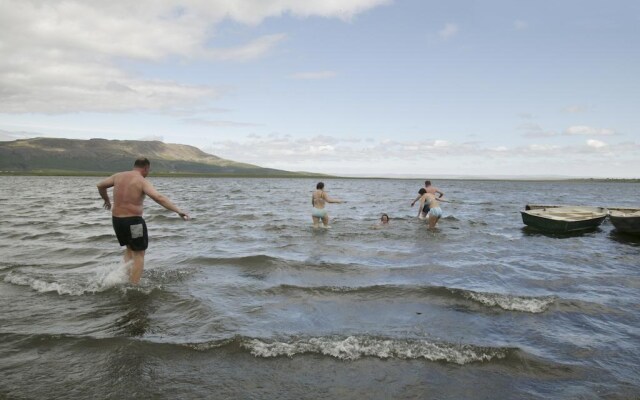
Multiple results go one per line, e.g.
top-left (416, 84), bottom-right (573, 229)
top-left (0, 0), bottom-right (639, 178)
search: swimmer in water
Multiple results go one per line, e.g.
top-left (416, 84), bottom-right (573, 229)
top-left (380, 213), bottom-right (390, 225)
top-left (411, 180), bottom-right (444, 218)
top-left (418, 189), bottom-right (449, 229)
top-left (311, 182), bottom-right (343, 228)
top-left (371, 213), bottom-right (390, 229)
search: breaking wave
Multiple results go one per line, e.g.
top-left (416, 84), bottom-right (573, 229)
top-left (266, 284), bottom-right (556, 313)
top-left (190, 335), bottom-right (517, 364)
top-left (4, 262), bottom-right (135, 296)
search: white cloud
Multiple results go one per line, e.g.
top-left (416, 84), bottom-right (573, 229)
top-left (587, 139), bottom-right (607, 149)
top-left (0, 0), bottom-right (390, 114)
top-left (208, 34), bottom-right (287, 61)
top-left (309, 144), bottom-right (336, 154)
top-left (183, 118), bottom-right (262, 127)
top-left (438, 23), bottom-right (459, 40)
top-left (565, 126), bottom-right (615, 136)
top-left (526, 144), bottom-right (562, 153)
top-left (203, 134), bottom-right (640, 170)
top-left (290, 71), bottom-right (338, 80)
top-left (433, 140), bottom-right (450, 147)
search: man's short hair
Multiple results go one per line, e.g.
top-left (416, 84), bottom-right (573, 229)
top-left (424, 180), bottom-right (432, 186)
top-left (134, 157), bottom-right (150, 168)
top-left (316, 182), bottom-right (324, 189)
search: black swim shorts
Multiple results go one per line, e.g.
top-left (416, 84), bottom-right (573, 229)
top-left (422, 204), bottom-right (430, 214)
top-left (112, 216), bottom-right (148, 251)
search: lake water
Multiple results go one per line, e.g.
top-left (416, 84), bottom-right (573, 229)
top-left (0, 176), bottom-right (639, 399)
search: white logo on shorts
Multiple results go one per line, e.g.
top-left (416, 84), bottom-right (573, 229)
top-left (130, 224), bottom-right (143, 239)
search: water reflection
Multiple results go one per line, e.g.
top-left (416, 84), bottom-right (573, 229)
top-left (608, 231), bottom-right (640, 246)
top-left (520, 226), bottom-right (603, 239)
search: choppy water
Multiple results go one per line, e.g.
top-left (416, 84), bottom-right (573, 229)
top-left (1, 176), bottom-right (639, 399)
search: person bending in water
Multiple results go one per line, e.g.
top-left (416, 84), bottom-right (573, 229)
top-left (411, 180), bottom-right (444, 218)
top-left (418, 188), bottom-right (449, 229)
top-left (311, 182), bottom-right (343, 228)
top-left (97, 157), bottom-right (190, 284)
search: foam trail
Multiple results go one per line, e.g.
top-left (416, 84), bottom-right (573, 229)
top-left (4, 261), bottom-right (131, 296)
top-left (92, 260), bottom-right (131, 289)
top-left (463, 291), bottom-right (555, 313)
top-left (242, 336), bottom-right (512, 364)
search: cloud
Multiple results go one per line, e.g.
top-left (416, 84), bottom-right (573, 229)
top-left (564, 126), bottom-right (615, 136)
top-left (203, 134), bottom-right (640, 168)
top-left (139, 135), bottom-right (164, 142)
top-left (514, 20), bottom-right (528, 30)
top-left (183, 118), bottom-right (262, 127)
top-left (208, 34), bottom-right (287, 61)
top-left (438, 23), bottom-right (459, 40)
top-left (0, 0), bottom-right (390, 114)
top-left (0, 129), bottom-right (34, 141)
top-left (587, 139), bottom-right (607, 149)
top-left (290, 71), bottom-right (338, 80)
top-left (519, 123), bottom-right (558, 138)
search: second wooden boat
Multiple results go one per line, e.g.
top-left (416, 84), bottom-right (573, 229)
top-left (609, 209), bottom-right (640, 234)
top-left (521, 206), bottom-right (608, 233)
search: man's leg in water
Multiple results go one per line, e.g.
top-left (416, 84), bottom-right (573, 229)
top-left (124, 246), bottom-right (133, 265)
top-left (322, 215), bottom-right (330, 228)
top-left (129, 250), bottom-right (146, 284)
top-left (312, 216), bottom-right (320, 228)
top-left (428, 215), bottom-right (439, 229)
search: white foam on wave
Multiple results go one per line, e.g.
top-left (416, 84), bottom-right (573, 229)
top-left (464, 291), bottom-right (555, 313)
top-left (3, 261), bottom-right (131, 296)
top-left (243, 336), bottom-right (509, 364)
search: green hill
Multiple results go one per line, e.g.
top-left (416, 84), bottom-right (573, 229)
top-left (0, 137), bottom-right (316, 177)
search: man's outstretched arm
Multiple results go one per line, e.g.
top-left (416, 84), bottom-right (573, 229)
top-left (143, 180), bottom-right (190, 220)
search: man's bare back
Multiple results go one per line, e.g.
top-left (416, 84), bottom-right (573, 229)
top-left (111, 171), bottom-right (147, 217)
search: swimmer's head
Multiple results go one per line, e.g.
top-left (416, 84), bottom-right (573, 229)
top-left (418, 188), bottom-right (426, 195)
top-left (381, 214), bottom-right (389, 223)
top-left (317, 182), bottom-right (325, 189)
top-left (424, 180), bottom-right (432, 187)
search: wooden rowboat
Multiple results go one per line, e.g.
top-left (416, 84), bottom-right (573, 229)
top-left (525, 204), bottom-right (634, 212)
top-left (521, 206), bottom-right (608, 233)
top-left (609, 209), bottom-right (640, 234)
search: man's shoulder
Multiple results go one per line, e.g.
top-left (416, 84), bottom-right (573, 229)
top-left (114, 171), bottom-right (144, 183)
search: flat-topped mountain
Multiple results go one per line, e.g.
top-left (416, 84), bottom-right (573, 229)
top-left (0, 137), bottom-right (312, 176)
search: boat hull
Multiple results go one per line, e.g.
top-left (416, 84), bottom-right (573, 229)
top-left (609, 210), bottom-right (640, 234)
top-left (521, 207), bottom-right (608, 233)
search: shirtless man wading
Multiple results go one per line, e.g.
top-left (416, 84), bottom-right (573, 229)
top-left (97, 157), bottom-right (190, 284)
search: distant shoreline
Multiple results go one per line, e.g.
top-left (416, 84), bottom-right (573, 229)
top-left (0, 170), bottom-right (330, 179)
top-left (0, 171), bottom-right (637, 183)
